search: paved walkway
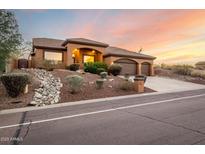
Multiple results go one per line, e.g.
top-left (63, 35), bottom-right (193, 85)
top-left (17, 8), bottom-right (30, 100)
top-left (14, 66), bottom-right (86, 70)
top-left (145, 76), bottom-right (205, 92)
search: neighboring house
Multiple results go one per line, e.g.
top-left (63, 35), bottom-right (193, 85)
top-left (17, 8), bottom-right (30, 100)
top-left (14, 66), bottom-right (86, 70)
top-left (31, 38), bottom-right (156, 76)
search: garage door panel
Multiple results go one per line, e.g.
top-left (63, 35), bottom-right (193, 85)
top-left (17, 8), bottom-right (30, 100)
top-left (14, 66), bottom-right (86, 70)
top-left (141, 63), bottom-right (150, 76)
top-left (120, 63), bottom-right (136, 75)
top-left (114, 59), bottom-right (137, 75)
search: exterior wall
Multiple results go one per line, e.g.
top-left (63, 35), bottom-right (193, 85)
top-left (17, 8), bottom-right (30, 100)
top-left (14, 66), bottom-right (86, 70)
top-left (31, 48), bottom-right (43, 68)
top-left (5, 58), bottom-right (18, 73)
top-left (103, 56), bottom-right (155, 76)
top-left (31, 42), bottom-right (155, 76)
top-left (66, 43), bottom-right (106, 66)
top-left (31, 48), bottom-right (66, 69)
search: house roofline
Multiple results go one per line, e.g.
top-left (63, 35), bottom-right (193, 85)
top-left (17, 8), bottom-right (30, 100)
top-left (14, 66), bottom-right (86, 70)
top-left (103, 54), bottom-right (156, 60)
top-left (33, 45), bottom-right (66, 51)
top-left (62, 39), bottom-right (109, 48)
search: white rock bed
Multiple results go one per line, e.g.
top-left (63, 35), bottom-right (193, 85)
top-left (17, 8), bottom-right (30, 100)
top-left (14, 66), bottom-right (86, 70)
top-left (25, 69), bottom-right (63, 106)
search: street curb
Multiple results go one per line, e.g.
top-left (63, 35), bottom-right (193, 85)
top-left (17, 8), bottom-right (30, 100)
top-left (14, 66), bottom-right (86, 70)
top-left (1, 88), bottom-right (205, 115)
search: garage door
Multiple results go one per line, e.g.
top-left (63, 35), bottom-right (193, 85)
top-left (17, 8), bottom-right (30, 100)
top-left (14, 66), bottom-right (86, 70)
top-left (141, 63), bottom-right (150, 76)
top-left (114, 59), bottom-right (137, 75)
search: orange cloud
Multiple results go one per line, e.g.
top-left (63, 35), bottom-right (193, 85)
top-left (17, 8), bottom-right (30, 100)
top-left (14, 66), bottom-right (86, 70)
top-left (33, 9), bottom-right (205, 65)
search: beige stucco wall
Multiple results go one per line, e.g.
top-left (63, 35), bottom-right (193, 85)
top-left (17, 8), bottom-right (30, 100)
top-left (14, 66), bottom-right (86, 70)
top-left (103, 56), bottom-right (155, 76)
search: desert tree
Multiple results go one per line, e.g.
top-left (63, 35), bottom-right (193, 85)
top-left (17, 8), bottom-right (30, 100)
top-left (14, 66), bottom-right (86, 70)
top-left (0, 10), bottom-right (22, 72)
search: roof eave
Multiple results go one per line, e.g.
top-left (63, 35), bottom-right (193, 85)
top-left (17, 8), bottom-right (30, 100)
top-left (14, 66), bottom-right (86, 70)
top-left (103, 54), bottom-right (156, 60)
top-left (33, 45), bottom-right (66, 51)
top-left (62, 39), bottom-right (109, 48)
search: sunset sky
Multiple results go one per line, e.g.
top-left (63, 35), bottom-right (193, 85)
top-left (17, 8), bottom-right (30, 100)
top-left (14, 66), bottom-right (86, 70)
top-left (13, 9), bottom-right (205, 65)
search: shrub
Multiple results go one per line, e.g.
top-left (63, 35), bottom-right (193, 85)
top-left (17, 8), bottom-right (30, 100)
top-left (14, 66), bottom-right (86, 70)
top-left (190, 70), bottom-right (205, 79)
top-left (96, 79), bottom-right (104, 89)
top-left (84, 62), bottom-right (96, 73)
top-left (119, 79), bottom-right (133, 91)
top-left (160, 63), bottom-right (172, 70)
top-left (195, 61), bottom-right (205, 70)
top-left (172, 65), bottom-right (193, 75)
top-left (100, 72), bottom-right (108, 79)
top-left (65, 75), bottom-right (83, 94)
top-left (42, 60), bottom-right (55, 71)
top-left (66, 63), bottom-right (80, 71)
top-left (108, 64), bottom-right (122, 76)
top-left (96, 68), bottom-right (106, 75)
top-left (0, 73), bottom-right (30, 97)
top-left (84, 62), bottom-right (108, 74)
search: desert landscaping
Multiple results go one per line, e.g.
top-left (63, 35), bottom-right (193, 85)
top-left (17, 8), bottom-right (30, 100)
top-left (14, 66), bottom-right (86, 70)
top-left (0, 65), bottom-right (154, 110)
top-left (155, 62), bottom-right (205, 85)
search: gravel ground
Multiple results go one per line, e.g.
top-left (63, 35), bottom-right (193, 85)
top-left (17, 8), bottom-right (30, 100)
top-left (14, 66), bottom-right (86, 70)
top-left (0, 73), bottom-right (40, 110)
top-left (0, 69), bottom-right (154, 110)
top-left (52, 69), bottom-right (155, 103)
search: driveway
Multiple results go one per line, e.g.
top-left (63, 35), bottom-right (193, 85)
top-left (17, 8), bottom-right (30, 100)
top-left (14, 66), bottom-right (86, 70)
top-left (145, 76), bottom-right (205, 92)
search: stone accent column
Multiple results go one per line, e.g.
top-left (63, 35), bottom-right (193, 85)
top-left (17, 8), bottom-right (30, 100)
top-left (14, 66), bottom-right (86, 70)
top-left (150, 64), bottom-right (154, 76)
top-left (137, 63), bottom-right (141, 75)
top-left (134, 79), bottom-right (144, 93)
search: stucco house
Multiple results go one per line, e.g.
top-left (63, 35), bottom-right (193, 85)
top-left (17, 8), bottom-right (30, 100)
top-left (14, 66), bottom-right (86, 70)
top-left (31, 38), bottom-right (156, 76)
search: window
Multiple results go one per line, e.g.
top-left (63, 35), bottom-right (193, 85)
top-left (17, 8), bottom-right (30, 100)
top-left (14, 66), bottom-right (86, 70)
top-left (44, 51), bottom-right (63, 64)
top-left (83, 55), bottom-right (94, 63)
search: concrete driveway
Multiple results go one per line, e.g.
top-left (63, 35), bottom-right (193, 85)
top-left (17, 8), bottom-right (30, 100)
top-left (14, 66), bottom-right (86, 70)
top-left (145, 76), bottom-right (205, 92)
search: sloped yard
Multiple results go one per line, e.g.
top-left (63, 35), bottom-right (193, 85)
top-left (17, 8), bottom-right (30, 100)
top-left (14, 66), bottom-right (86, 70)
top-left (0, 69), bottom-right (154, 110)
top-left (52, 69), bottom-right (154, 103)
top-left (0, 73), bottom-right (40, 110)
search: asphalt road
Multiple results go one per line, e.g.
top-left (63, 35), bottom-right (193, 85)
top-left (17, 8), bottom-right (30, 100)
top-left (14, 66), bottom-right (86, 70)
top-left (1, 89), bottom-right (205, 145)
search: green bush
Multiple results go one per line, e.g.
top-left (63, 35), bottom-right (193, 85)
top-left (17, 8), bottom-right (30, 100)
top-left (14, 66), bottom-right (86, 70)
top-left (65, 75), bottom-right (83, 94)
top-left (84, 62), bottom-right (108, 74)
top-left (66, 63), bottom-right (80, 71)
top-left (108, 64), bottom-right (122, 76)
top-left (42, 60), bottom-right (55, 71)
top-left (0, 73), bottom-right (30, 97)
top-left (96, 79), bottom-right (104, 89)
top-left (195, 61), bottom-right (205, 70)
top-left (84, 62), bottom-right (95, 73)
top-left (96, 68), bottom-right (106, 75)
top-left (119, 79), bottom-right (133, 91)
top-left (100, 72), bottom-right (108, 79)
top-left (172, 65), bottom-right (193, 75)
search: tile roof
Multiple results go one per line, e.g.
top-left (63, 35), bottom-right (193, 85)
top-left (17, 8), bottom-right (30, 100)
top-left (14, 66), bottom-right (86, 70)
top-left (33, 38), bottom-right (66, 50)
top-left (104, 46), bottom-right (156, 60)
top-left (62, 38), bottom-right (109, 47)
top-left (32, 38), bottom-right (156, 60)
